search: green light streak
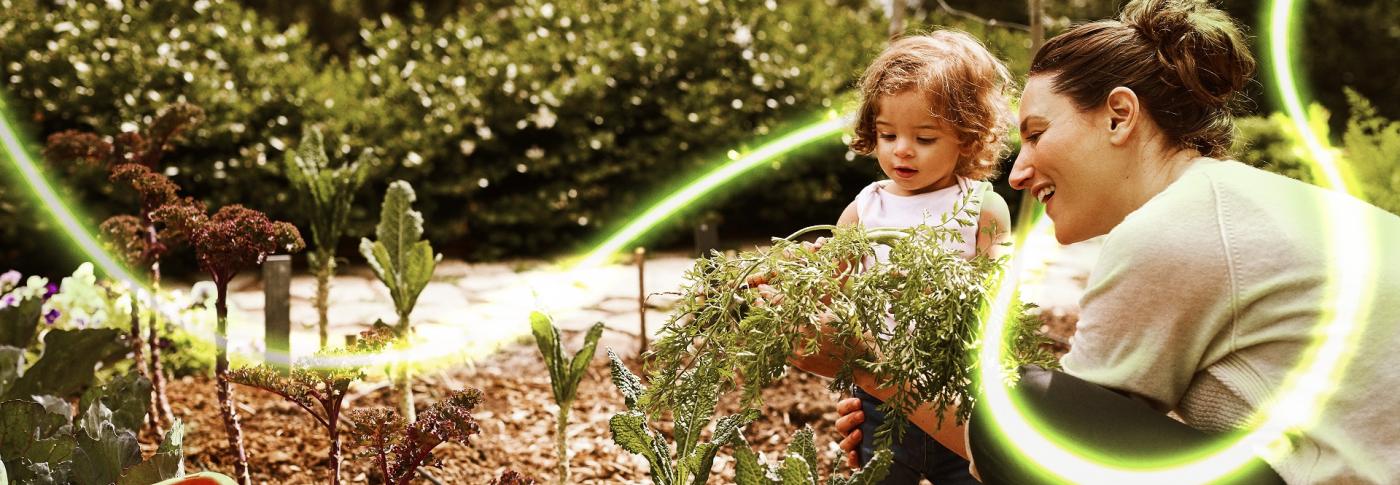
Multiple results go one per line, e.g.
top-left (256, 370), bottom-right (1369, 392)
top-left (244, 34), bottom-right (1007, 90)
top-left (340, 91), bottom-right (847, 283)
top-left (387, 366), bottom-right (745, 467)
top-left (0, 97), bottom-right (141, 286)
top-left (975, 0), bottom-right (1379, 481)
top-left (575, 111), bottom-right (846, 269)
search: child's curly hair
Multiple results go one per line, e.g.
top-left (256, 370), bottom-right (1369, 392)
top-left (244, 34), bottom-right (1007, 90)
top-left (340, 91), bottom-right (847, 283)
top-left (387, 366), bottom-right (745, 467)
top-left (850, 31), bottom-right (1014, 181)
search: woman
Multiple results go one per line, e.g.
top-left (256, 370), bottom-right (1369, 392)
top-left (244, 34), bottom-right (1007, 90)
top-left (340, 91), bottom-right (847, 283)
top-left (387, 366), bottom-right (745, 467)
top-left (826, 0), bottom-right (1400, 483)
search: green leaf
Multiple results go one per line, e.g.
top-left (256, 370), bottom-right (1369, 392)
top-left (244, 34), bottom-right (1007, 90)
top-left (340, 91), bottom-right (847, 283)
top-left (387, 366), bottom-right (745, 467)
top-left (607, 349), bottom-right (644, 410)
top-left (78, 371), bottom-right (151, 435)
top-left (0, 346), bottom-right (23, 398)
top-left (564, 322), bottom-right (605, 402)
top-left (778, 455), bottom-right (813, 485)
top-left (0, 400), bottom-right (75, 472)
top-left (70, 399), bottom-right (140, 485)
top-left (116, 420), bottom-right (184, 485)
top-left (609, 411), bottom-right (671, 484)
top-left (789, 427), bottom-right (818, 480)
top-left (834, 449), bottom-right (891, 485)
top-left (361, 181), bottom-right (438, 320)
top-left (734, 443), bottom-right (774, 485)
top-left (4, 329), bottom-right (126, 400)
top-left (0, 297), bottom-right (41, 348)
top-left (529, 311), bottom-right (565, 402)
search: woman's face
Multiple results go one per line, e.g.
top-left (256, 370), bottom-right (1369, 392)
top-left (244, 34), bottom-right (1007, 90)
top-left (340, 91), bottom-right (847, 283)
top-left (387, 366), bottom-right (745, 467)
top-left (1009, 75), bottom-right (1129, 244)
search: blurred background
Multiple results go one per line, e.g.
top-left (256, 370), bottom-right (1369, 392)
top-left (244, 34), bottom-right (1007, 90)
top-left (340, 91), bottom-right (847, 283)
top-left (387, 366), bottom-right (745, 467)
top-left (2, 0), bottom-right (1396, 279)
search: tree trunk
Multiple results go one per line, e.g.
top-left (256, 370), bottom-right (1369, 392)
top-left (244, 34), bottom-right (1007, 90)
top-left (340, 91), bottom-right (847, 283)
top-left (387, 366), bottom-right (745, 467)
top-left (397, 314), bottom-right (416, 422)
top-left (216, 282), bottom-right (252, 485)
top-left (555, 406), bottom-right (570, 485)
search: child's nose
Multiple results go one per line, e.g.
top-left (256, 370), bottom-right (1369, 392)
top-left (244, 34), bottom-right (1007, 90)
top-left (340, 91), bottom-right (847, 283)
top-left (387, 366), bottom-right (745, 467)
top-left (1009, 150), bottom-right (1034, 190)
top-left (894, 140), bottom-right (915, 158)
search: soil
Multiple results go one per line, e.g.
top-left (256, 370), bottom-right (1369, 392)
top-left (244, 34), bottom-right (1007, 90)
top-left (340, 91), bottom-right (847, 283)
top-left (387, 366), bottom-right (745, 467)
top-left (164, 341), bottom-right (857, 484)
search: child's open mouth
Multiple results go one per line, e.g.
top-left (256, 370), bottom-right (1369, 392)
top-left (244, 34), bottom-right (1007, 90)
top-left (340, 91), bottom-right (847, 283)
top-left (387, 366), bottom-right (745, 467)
top-left (894, 167), bottom-right (918, 178)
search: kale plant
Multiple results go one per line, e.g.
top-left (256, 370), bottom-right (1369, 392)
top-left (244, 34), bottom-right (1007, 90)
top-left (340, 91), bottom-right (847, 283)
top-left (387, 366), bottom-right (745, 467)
top-left (282, 126), bottom-right (376, 349)
top-left (529, 312), bottom-right (603, 485)
top-left (344, 388), bottom-right (482, 485)
top-left (45, 102), bottom-right (207, 430)
top-left (733, 426), bottom-right (892, 485)
top-left (359, 180), bottom-right (440, 422)
top-left (228, 325), bottom-right (396, 485)
top-left (607, 349), bottom-right (759, 485)
top-left (644, 200), bottom-right (1057, 449)
top-left (151, 204), bottom-right (304, 485)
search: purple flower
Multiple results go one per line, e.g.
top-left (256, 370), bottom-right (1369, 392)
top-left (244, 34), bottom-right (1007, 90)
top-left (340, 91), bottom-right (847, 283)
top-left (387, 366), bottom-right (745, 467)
top-left (44, 309), bottom-right (60, 325)
top-left (42, 283), bottom-right (59, 301)
top-left (0, 294), bottom-right (14, 308)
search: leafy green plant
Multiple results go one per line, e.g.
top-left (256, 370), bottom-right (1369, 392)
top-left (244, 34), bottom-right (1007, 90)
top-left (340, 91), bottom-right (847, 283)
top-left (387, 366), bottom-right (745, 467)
top-left (283, 126), bottom-right (377, 349)
top-left (644, 205), bottom-right (1056, 449)
top-left (0, 290), bottom-right (185, 484)
top-left (344, 388), bottom-right (482, 485)
top-left (529, 312), bottom-right (603, 485)
top-left (360, 180), bottom-right (440, 422)
top-left (229, 325), bottom-right (395, 485)
top-left (732, 426), bottom-right (892, 485)
top-left (151, 204), bottom-right (304, 485)
top-left (607, 349), bottom-right (759, 485)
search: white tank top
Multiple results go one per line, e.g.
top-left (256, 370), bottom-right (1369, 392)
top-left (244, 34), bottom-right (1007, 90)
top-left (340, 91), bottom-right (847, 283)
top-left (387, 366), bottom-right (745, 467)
top-left (852, 177), bottom-right (987, 262)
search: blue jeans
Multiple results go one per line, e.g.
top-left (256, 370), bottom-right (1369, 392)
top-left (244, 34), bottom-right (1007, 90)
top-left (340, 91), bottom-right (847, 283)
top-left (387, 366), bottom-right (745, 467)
top-left (856, 387), bottom-right (978, 485)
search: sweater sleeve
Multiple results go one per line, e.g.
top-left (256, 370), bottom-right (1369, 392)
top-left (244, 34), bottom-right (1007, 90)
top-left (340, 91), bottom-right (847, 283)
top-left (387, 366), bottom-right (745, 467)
top-left (1059, 175), bottom-right (1239, 412)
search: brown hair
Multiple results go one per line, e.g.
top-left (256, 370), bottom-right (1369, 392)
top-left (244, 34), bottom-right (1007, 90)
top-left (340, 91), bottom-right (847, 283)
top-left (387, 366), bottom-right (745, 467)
top-left (1029, 0), bottom-right (1255, 158)
top-left (850, 31), bottom-right (1013, 181)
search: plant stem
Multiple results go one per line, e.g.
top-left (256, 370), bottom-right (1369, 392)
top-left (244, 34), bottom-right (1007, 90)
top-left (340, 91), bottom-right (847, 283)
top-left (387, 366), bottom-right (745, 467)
top-left (327, 415), bottom-right (342, 485)
top-left (397, 313), bottom-right (416, 423)
top-left (148, 266), bottom-right (174, 426)
top-left (316, 253), bottom-right (333, 350)
top-left (216, 281), bottom-right (252, 485)
top-left (556, 405), bottom-right (570, 485)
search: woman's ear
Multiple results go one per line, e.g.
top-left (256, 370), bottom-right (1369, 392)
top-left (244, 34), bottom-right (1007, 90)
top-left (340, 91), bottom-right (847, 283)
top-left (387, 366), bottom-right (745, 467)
top-left (1104, 86), bottom-right (1140, 146)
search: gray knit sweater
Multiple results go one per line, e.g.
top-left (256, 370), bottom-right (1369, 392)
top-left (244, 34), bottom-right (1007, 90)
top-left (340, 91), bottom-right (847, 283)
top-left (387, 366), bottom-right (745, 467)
top-left (1061, 160), bottom-right (1400, 484)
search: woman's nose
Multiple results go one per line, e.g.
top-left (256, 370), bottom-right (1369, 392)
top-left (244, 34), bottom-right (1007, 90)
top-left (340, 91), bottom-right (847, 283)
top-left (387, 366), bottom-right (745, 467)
top-left (1009, 150), bottom-right (1033, 190)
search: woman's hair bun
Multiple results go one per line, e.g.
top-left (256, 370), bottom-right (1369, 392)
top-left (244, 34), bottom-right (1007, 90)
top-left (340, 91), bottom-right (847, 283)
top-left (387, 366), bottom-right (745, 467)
top-left (1121, 0), bottom-right (1255, 109)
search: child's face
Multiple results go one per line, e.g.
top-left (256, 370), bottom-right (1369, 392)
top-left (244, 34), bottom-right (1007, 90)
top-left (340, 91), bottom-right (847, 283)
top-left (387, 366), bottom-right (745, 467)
top-left (874, 90), bottom-right (965, 196)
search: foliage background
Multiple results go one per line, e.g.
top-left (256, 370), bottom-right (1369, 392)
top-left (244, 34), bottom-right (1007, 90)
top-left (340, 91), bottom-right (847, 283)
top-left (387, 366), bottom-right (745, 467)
top-left (1, 0), bottom-right (1396, 278)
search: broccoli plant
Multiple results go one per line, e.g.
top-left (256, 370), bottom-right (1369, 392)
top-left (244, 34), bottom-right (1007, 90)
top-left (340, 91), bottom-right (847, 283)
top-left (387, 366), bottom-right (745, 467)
top-left (228, 325), bottom-right (396, 485)
top-left (359, 180), bottom-right (440, 422)
top-left (151, 204), bottom-right (304, 485)
top-left (732, 426), bottom-right (891, 485)
top-left (607, 349), bottom-right (758, 485)
top-left (529, 312), bottom-right (603, 485)
top-left (44, 102), bottom-right (207, 431)
top-left (643, 202), bottom-right (1057, 450)
top-left (344, 388), bottom-right (482, 485)
top-left (282, 126), bottom-right (376, 349)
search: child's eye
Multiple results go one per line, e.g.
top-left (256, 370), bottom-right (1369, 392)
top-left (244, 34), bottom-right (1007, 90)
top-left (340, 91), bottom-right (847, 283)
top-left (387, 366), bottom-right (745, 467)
top-left (878, 133), bottom-right (895, 140)
top-left (917, 137), bottom-right (935, 144)
top-left (1025, 132), bottom-right (1042, 143)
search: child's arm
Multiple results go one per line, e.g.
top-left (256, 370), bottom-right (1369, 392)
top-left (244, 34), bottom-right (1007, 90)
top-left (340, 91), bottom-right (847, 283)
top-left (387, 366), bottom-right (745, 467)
top-left (788, 200), bottom-right (863, 377)
top-left (976, 190), bottom-right (1012, 258)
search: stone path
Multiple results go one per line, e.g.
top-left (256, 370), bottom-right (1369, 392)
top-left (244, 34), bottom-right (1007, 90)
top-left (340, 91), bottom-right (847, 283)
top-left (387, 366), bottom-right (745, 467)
top-left (210, 235), bottom-right (1103, 367)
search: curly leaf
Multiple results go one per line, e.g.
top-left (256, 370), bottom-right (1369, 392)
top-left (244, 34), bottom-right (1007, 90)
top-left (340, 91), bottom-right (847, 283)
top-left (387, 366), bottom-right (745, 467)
top-left (361, 181), bottom-right (438, 319)
top-left (608, 411), bottom-right (670, 484)
top-left (830, 449), bottom-right (891, 485)
top-left (789, 427), bottom-right (818, 480)
top-left (78, 371), bottom-right (151, 435)
top-left (734, 444), bottom-right (775, 485)
top-left (71, 401), bottom-right (140, 485)
top-left (779, 455), bottom-right (813, 485)
top-left (608, 349), bottom-right (644, 411)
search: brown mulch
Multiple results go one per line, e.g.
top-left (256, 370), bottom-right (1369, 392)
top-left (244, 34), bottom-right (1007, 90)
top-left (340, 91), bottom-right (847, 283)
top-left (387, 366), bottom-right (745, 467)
top-left (164, 340), bottom-right (855, 484)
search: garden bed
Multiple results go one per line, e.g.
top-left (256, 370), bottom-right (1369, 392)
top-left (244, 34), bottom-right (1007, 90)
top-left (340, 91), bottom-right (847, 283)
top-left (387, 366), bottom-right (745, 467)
top-left (168, 340), bottom-right (850, 484)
